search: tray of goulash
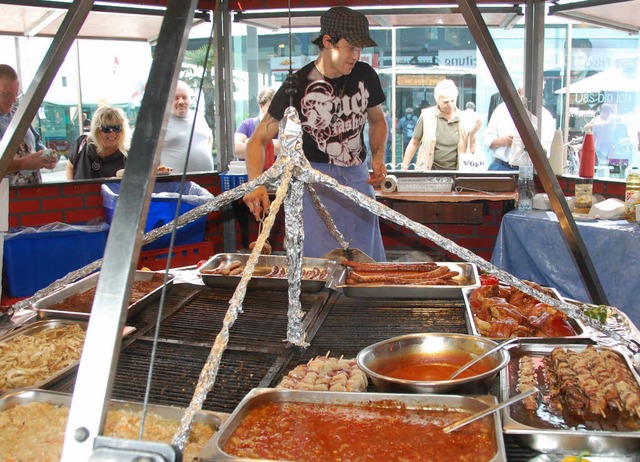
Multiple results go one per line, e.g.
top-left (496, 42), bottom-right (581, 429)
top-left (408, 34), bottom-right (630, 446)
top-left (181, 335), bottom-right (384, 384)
top-left (33, 270), bottom-right (172, 321)
top-left (0, 319), bottom-right (134, 394)
top-left (199, 253), bottom-right (339, 292)
top-left (336, 260), bottom-right (480, 299)
top-left (500, 342), bottom-right (640, 455)
top-left (200, 388), bottom-right (507, 461)
top-left (461, 281), bottom-right (587, 341)
top-left (0, 389), bottom-right (221, 461)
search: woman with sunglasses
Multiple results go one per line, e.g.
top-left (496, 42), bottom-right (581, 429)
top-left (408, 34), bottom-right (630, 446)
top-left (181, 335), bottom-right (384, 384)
top-left (66, 105), bottom-right (131, 180)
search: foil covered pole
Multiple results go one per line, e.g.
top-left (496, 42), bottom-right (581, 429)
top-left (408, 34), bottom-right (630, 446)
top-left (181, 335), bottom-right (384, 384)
top-left (298, 168), bottom-right (638, 352)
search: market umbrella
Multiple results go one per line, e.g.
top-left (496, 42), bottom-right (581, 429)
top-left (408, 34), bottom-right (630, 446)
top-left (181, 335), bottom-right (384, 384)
top-left (555, 68), bottom-right (640, 94)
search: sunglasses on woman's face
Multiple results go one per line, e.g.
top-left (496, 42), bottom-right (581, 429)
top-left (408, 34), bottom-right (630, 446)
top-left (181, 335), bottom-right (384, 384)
top-left (100, 125), bottom-right (122, 133)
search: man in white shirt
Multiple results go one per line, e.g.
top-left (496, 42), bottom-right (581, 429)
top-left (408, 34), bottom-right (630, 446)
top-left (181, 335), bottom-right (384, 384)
top-left (159, 80), bottom-right (214, 173)
top-left (484, 88), bottom-right (555, 171)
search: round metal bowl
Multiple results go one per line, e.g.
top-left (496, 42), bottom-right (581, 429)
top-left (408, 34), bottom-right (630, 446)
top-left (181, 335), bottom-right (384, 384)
top-left (356, 333), bottom-right (510, 394)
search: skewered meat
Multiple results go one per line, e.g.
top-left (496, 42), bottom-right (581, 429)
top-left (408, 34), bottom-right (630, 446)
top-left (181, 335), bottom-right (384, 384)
top-left (277, 355), bottom-right (368, 392)
top-left (517, 356), bottom-right (539, 411)
top-left (543, 346), bottom-right (640, 419)
top-left (345, 264), bottom-right (460, 287)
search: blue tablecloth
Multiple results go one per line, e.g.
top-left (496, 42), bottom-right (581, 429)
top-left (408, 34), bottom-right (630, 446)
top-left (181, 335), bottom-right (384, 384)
top-left (491, 210), bottom-right (640, 326)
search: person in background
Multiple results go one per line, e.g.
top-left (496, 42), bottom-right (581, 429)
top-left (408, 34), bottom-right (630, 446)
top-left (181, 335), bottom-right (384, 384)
top-left (583, 103), bottom-right (631, 173)
top-left (396, 107), bottom-right (417, 153)
top-left (159, 80), bottom-right (213, 173)
top-left (234, 88), bottom-right (279, 170)
top-left (484, 87), bottom-right (555, 171)
top-left (66, 105), bottom-right (131, 180)
top-left (82, 112), bottom-right (91, 132)
top-left (0, 64), bottom-right (58, 185)
top-left (242, 6), bottom-right (388, 261)
top-left (400, 79), bottom-right (481, 171)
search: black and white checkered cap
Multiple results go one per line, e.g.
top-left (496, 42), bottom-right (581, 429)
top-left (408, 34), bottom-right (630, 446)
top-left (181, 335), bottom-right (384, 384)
top-left (320, 7), bottom-right (377, 48)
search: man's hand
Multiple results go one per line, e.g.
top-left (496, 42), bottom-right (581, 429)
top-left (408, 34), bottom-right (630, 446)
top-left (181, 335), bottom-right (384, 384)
top-left (13, 150), bottom-right (58, 171)
top-left (367, 157), bottom-right (387, 187)
top-left (243, 185), bottom-right (270, 221)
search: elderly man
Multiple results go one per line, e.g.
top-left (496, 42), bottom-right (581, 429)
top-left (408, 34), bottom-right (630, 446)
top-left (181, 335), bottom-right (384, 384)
top-left (0, 64), bottom-right (57, 185)
top-left (159, 80), bottom-right (213, 173)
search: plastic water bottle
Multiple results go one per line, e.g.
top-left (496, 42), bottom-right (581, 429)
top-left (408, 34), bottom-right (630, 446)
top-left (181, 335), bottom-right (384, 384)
top-left (517, 156), bottom-right (534, 211)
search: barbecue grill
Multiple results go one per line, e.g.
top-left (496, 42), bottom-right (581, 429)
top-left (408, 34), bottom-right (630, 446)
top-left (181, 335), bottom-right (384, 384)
top-left (47, 282), bottom-right (541, 460)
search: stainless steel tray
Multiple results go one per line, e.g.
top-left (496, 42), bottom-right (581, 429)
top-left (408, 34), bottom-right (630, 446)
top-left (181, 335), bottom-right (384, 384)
top-left (0, 319), bottom-right (134, 394)
top-left (199, 253), bottom-right (339, 293)
top-left (0, 389), bottom-right (222, 459)
top-left (501, 343), bottom-right (640, 455)
top-left (337, 262), bottom-right (479, 299)
top-left (200, 388), bottom-right (506, 461)
top-left (34, 270), bottom-right (173, 321)
top-left (462, 286), bottom-right (588, 341)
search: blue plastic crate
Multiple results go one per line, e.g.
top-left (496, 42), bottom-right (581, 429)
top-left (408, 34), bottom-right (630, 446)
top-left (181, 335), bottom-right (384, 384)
top-left (220, 172), bottom-right (248, 192)
top-left (101, 182), bottom-right (213, 250)
top-left (3, 223), bottom-right (109, 297)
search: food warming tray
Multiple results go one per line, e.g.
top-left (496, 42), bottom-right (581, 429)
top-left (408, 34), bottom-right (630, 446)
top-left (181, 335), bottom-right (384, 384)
top-left (501, 342), bottom-right (640, 455)
top-left (199, 253), bottom-right (339, 293)
top-left (34, 270), bottom-right (173, 321)
top-left (337, 262), bottom-right (479, 299)
top-left (0, 319), bottom-right (134, 394)
top-left (462, 286), bottom-right (588, 341)
top-left (200, 388), bottom-right (506, 461)
top-left (0, 389), bottom-right (222, 457)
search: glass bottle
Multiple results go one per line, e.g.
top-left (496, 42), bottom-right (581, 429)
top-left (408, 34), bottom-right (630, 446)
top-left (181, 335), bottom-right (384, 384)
top-left (575, 131), bottom-right (595, 214)
top-left (625, 166), bottom-right (640, 221)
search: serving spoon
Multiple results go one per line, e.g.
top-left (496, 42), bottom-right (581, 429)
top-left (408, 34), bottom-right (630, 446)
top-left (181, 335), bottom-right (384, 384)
top-left (443, 387), bottom-right (539, 433)
top-left (447, 337), bottom-right (520, 380)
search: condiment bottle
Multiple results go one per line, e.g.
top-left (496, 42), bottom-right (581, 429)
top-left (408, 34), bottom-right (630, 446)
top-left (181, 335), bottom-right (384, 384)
top-left (625, 166), bottom-right (640, 221)
top-left (574, 131), bottom-right (595, 214)
top-left (517, 156), bottom-right (534, 211)
top-left (549, 129), bottom-right (565, 176)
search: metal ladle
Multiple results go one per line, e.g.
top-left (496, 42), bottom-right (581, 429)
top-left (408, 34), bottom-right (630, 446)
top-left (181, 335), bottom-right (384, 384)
top-left (443, 387), bottom-right (539, 433)
top-left (448, 337), bottom-right (520, 380)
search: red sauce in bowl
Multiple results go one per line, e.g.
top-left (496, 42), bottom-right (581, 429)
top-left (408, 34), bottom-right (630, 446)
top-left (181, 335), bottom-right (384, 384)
top-left (373, 351), bottom-right (491, 381)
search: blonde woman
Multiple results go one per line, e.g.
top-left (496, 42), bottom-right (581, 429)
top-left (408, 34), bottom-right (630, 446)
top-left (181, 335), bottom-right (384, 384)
top-left (400, 79), bottom-right (481, 170)
top-left (66, 106), bottom-right (131, 180)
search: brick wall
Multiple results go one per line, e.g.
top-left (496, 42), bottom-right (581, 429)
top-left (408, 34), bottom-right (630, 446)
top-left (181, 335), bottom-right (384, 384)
top-left (6, 174), bottom-right (227, 270)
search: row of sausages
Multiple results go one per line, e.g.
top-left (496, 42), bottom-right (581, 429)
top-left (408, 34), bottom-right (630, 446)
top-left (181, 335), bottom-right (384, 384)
top-left (201, 260), bottom-right (329, 280)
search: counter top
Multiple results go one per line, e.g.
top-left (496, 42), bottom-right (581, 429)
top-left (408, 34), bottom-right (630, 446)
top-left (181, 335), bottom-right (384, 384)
top-left (376, 189), bottom-right (517, 203)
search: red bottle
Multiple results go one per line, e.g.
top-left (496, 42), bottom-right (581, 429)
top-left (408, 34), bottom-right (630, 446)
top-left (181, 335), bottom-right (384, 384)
top-left (579, 132), bottom-right (595, 178)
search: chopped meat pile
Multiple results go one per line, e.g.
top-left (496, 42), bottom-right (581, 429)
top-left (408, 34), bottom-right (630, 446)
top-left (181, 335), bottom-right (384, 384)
top-left (468, 281), bottom-right (577, 338)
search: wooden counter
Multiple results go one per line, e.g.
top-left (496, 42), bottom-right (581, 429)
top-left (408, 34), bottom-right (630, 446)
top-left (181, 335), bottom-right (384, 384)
top-left (376, 189), bottom-right (517, 203)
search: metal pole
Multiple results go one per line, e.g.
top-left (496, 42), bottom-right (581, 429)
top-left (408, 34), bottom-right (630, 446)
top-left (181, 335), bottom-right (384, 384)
top-left (456, 0), bottom-right (608, 305)
top-left (61, 0), bottom-right (199, 459)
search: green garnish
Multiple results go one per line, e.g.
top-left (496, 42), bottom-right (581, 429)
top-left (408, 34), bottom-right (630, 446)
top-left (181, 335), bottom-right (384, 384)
top-left (584, 305), bottom-right (608, 323)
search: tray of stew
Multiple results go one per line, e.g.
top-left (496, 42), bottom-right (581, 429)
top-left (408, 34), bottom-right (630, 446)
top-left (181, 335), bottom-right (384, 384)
top-left (200, 388), bottom-right (506, 461)
top-left (0, 389), bottom-right (221, 461)
top-left (34, 270), bottom-right (171, 321)
top-left (501, 342), bottom-right (640, 455)
top-left (199, 253), bottom-right (338, 293)
top-left (462, 281), bottom-right (587, 340)
top-left (336, 260), bottom-right (479, 299)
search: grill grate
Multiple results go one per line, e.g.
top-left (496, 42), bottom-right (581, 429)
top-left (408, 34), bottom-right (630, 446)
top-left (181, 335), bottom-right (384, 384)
top-left (111, 339), bottom-right (276, 413)
top-left (154, 287), bottom-right (328, 353)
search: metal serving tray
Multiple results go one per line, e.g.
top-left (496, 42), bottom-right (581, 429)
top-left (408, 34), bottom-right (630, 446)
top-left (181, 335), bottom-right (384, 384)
top-left (0, 389), bottom-right (222, 457)
top-left (462, 286), bottom-right (588, 341)
top-left (200, 388), bottom-right (506, 462)
top-left (199, 253), bottom-right (339, 293)
top-left (501, 343), bottom-right (640, 455)
top-left (34, 270), bottom-right (173, 321)
top-left (337, 262), bottom-right (479, 299)
top-left (0, 319), bottom-right (134, 394)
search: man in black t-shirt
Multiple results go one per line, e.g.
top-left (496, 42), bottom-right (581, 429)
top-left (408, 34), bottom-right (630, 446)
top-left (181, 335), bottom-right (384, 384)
top-left (242, 6), bottom-right (388, 261)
